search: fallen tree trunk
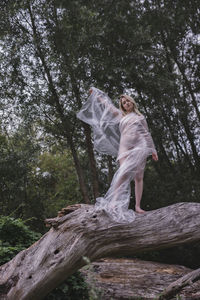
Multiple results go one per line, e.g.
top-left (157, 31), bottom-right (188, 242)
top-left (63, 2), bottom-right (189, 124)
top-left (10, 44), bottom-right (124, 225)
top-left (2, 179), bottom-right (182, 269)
top-left (80, 258), bottom-right (193, 300)
top-left (0, 202), bottom-right (200, 300)
top-left (158, 267), bottom-right (200, 300)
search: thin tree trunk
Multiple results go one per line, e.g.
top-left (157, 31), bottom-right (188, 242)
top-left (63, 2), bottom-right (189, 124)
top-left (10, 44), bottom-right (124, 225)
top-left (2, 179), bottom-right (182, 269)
top-left (107, 155), bottom-right (114, 184)
top-left (179, 114), bottom-right (200, 172)
top-left (172, 52), bottom-right (200, 122)
top-left (82, 122), bottom-right (99, 199)
top-left (64, 62), bottom-right (100, 200)
top-left (68, 137), bottom-right (90, 203)
top-left (137, 89), bottom-right (175, 173)
top-left (160, 29), bottom-right (200, 122)
top-left (27, 3), bottom-right (90, 203)
top-left (160, 30), bottom-right (200, 171)
top-left (156, 36), bottom-right (196, 171)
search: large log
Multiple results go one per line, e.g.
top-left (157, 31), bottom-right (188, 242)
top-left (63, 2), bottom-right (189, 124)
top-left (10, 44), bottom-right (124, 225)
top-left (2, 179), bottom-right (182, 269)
top-left (80, 258), bottom-right (193, 299)
top-left (0, 202), bottom-right (200, 300)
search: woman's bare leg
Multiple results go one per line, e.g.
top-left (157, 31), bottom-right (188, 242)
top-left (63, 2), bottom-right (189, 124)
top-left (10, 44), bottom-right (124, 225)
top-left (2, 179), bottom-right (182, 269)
top-left (134, 175), bottom-right (145, 213)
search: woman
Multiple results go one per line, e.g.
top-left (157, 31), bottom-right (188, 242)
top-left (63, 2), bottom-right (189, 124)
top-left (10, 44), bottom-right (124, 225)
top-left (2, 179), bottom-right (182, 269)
top-left (77, 87), bottom-right (158, 223)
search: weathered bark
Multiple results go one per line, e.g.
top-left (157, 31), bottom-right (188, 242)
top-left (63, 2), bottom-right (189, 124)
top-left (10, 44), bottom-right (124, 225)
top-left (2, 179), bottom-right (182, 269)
top-left (80, 258), bottom-right (192, 300)
top-left (159, 267), bottom-right (200, 300)
top-left (1, 202), bottom-right (200, 300)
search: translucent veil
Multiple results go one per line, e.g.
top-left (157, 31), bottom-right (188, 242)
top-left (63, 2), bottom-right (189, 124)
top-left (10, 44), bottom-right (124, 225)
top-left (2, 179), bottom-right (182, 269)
top-left (77, 87), bottom-right (156, 223)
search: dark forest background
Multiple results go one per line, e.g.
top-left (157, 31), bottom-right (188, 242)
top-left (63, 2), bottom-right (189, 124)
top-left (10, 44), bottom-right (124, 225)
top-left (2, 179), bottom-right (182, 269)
top-left (0, 0), bottom-right (200, 298)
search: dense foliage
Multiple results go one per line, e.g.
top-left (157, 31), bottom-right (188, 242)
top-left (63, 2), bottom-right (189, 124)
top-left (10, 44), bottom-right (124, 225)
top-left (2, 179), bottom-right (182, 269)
top-left (0, 216), bottom-right (89, 299)
top-left (0, 216), bottom-right (41, 265)
top-left (0, 128), bottom-right (81, 231)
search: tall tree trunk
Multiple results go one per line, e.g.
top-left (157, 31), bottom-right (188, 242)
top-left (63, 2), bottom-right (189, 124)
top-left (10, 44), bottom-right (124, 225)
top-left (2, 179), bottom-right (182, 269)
top-left (69, 78), bottom-right (100, 199)
top-left (137, 89), bottom-right (175, 173)
top-left (50, 8), bottom-right (100, 201)
top-left (82, 122), bottom-right (99, 199)
top-left (179, 115), bottom-right (200, 171)
top-left (159, 36), bottom-right (196, 171)
top-left (68, 137), bottom-right (90, 203)
top-left (160, 30), bottom-right (200, 122)
top-left (160, 31), bottom-right (200, 172)
top-left (172, 52), bottom-right (200, 123)
top-left (27, 3), bottom-right (90, 203)
top-left (107, 155), bottom-right (114, 184)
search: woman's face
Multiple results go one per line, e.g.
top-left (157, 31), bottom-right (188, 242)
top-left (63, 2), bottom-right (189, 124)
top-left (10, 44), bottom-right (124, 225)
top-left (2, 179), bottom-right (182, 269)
top-left (120, 97), bottom-right (134, 113)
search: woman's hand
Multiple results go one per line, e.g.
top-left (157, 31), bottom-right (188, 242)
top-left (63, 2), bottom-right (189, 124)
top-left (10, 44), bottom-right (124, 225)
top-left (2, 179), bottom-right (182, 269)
top-left (89, 88), bottom-right (93, 95)
top-left (152, 152), bottom-right (158, 161)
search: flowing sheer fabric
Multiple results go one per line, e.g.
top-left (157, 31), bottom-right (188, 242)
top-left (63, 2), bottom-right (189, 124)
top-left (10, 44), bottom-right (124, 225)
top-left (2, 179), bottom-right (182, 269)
top-left (77, 87), bottom-right (156, 223)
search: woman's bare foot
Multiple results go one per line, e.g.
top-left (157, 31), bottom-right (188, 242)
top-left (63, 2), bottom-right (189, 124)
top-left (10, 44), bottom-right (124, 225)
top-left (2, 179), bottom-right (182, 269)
top-left (135, 206), bottom-right (146, 214)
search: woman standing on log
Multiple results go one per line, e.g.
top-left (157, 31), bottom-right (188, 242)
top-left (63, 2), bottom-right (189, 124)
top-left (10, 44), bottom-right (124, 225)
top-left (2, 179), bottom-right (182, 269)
top-left (77, 87), bottom-right (158, 223)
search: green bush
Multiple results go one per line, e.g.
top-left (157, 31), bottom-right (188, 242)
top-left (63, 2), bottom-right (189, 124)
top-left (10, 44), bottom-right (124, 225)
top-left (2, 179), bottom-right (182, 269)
top-left (0, 216), bottom-right (89, 299)
top-left (45, 272), bottom-right (89, 300)
top-left (0, 216), bottom-right (41, 265)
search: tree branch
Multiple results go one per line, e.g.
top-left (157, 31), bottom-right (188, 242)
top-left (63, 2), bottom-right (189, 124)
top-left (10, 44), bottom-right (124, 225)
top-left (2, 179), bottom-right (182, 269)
top-left (158, 267), bottom-right (200, 299)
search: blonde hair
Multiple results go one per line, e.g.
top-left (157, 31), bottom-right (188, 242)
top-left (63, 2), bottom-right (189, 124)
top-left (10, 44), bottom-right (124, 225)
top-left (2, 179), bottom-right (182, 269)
top-left (119, 94), bottom-right (142, 116)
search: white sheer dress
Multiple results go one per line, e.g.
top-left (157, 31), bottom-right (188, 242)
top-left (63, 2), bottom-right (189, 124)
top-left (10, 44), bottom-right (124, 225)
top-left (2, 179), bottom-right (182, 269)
top-left (77, 87), bottom-right (156, 223)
